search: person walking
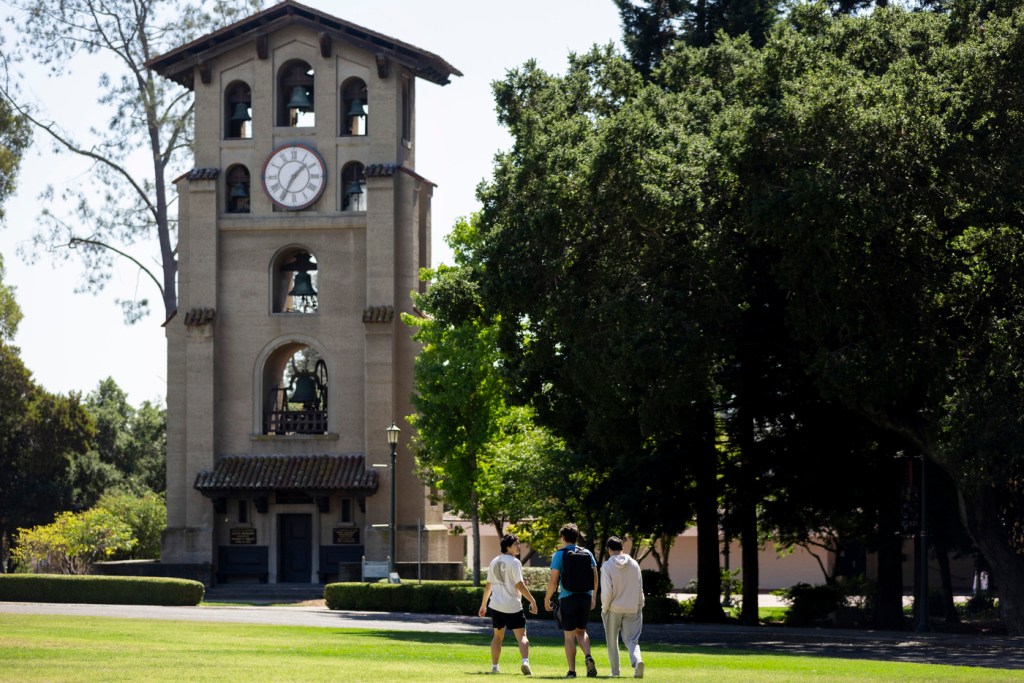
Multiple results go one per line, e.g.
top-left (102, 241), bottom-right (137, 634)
top-left (478, 533), bottom-right (539, 675)
top-left (544, 523), bottom-right (599, 678)
top-left (600, 536), bottom-right (645, 678)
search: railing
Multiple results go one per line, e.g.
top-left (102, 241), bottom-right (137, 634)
top-left (264, 409), bottom-right (328, 435)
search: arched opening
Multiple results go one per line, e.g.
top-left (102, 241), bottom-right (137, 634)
top-left (224, 81), bottom-right (252, 139)
top-left (272, 247), bottom-right (319, 313)
top-left (225, 164), bottom-right (251, 214)
top-left (278, 60), bottom-right (315, 127)
top-left (340, 78), bottom-right (368, 136)
top-left (341, 162), bottom-right (366, 211)
top-left (262, 344), bottom-right (329, 435)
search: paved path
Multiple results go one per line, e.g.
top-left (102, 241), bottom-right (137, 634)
top-left (3, 602), bottom-right (1024, 671)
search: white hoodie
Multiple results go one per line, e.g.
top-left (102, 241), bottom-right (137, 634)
top-left (600, 553), bottom-right (645, 615)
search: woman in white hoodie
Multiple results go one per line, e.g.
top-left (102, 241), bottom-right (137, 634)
top-left (600, 536), bottom-right (645, 678)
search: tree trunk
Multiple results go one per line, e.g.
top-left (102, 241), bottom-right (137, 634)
top-left (691, 404), bottom-right (726, 622)
top-left (739, 499), bottom-right (759, 625)
top-left (935, 535), bottom-right (960, 624)
top-left (471, 491), bottom-right (481, 587)
top-left (959, 486), bottom-right (1024, 635)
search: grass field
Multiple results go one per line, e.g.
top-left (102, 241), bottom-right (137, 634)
top-left (2, 613), bottom-right (1023, 682)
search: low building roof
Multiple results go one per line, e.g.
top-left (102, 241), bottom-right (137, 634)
top-left (194, 453), bottom-right (378, 494)
top-left (146, 0), bottom-right (461, 88)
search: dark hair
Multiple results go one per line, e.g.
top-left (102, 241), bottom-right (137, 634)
top-left (500, 534), bottom-right (519, 553)
top-left (560, 523), bottom-right (579, 544)
top-left (607, 536), bottom-right (623, 552)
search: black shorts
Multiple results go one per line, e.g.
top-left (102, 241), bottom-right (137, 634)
top-left (490, 607), bottom-right (527, 630)
top-left (558, 593), bottom-right (592, 632)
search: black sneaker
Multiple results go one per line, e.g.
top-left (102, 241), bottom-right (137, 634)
top-left (585, 655), bottom-right (598, 678)
top-left (566, 671), bottom-right (577, 679)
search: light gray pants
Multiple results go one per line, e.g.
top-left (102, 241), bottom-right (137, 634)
top-left (602, 610), bottom-right (643, 676)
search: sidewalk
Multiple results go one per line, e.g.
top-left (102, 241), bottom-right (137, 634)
top-left (3, 600), bottom-right (1024, 670)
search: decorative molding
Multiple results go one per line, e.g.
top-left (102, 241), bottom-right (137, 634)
top-left (256, 35), bottom-right (269, 60)
top-left (375, 52), bottom-right (389, 79)
top-left (319, 32), bottom-right (332, 58)
top-left (184, 307), bottom-right (216, 327)
top-left (198, 62), bottom-right (212, 85)
top-left (362, 305), bottom-right (394, 323)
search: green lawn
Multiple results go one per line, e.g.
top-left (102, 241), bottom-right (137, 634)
top-left (1, 613), bottom-right (1022, 682)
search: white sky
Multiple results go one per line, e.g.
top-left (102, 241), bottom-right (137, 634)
top-left (0, 1), bottom-right (623, 406)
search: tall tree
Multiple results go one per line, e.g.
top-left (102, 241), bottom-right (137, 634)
top-left (84, 377), bottom-right (166, 495)
top-left (614, 0), bottom-right (780, 77)
top-left (726, 3), bottom-right (1024, 633)
top-left (0, 0), bottom-right (262, 324)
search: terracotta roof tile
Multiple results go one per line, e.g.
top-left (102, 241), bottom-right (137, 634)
top-left (194, 454), bottom-right (377, 493)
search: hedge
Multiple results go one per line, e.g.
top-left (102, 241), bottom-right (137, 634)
top-left (0, 574), bottom-right (205, 606)
top-left (324, 583), bottom-right (681, 623)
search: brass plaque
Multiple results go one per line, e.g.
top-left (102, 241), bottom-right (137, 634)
top-left (333, 527), bottom-right (359, 544)
top-left (230, 527), bottom-right (257, 545)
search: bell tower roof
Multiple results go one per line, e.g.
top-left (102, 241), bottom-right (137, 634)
top-left (146, 0), bottom-right (461, 89)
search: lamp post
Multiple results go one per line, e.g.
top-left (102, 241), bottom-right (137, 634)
top-left (386, 422), bottom-right (400, 579)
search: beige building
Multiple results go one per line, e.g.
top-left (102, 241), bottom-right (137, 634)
top-left (148, 1), bottom-right (461, 584)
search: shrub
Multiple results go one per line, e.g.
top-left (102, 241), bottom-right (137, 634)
top-left (13, 509), bottom-right (136, 574)
top-left (641, 569), bottom-right (673, 598)
top-left (778, 582), bottom-right (848, 626)
top-left (0, 574), bottom-right (203, 605)
top-left (642, 595), bottom-right (684, 623)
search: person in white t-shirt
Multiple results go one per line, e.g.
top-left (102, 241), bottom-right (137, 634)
top-left (478, 533), bottom-right (539, 675)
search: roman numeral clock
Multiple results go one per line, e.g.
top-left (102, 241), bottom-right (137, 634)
top-left (261, 144), bottom-right (327, 210)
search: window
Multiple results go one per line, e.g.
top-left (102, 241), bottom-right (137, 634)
top-left (238, 499), bottom-right (249, 524)
top-left (341, 78), bottom-right (368, 136)
top-left (272, 248), bottom-right (319, 313)
top-left (341, 162), bottom-right (366, 211)
top-left (278, 60), bottom-right (315, 127)
top-left (339, 498), bottom-right (353, 524)
top-left (401, 76), bottom-right (412, 142)
top-left (263, 345), bottom-right (329, 436)
top-left (225, 164), bottom-right (251, 214)
top-left (224, 81), bottom-right (252, 139)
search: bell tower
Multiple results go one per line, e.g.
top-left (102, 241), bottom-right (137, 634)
top-left (148, 1), bottom-right (461, 584)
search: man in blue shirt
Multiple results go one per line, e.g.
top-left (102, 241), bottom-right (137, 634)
top-left (543, 522), bottom-right (599, 678)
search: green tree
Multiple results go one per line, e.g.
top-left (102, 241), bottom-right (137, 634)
top-left (721, 4), bottom-right (1024, 633)
top-left (0, 0), bottom-right (262, 323)
top-left (0, 254), bottom-right (23, 342)
top-left (475, 46), bottom-right (733, 620)
top-left (84, 377), bottom-right (166, 495)
top-left (95, 491), bottom-right (166, 559)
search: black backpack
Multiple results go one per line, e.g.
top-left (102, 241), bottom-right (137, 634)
top-left (559, 546), bottom-right (593, 593)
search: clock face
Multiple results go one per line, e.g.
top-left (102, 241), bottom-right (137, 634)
top-left (261, 144), bottom-right (327, 210)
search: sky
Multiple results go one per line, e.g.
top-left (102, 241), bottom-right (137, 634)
top-left (0, 1), bottom-right (624, 406)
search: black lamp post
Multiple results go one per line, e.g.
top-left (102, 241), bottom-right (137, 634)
top-left (386, 422), bottom-right (400, 578)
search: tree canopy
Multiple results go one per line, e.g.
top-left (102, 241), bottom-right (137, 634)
top-left (431, 1), bottom-right (1024, 632)
top-left (0, 0), bottom-right (262, 323)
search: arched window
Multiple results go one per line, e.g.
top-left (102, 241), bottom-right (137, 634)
top-left (225, 164), bottom-right (251, 214)
top-left (278, 60), bottom-right (315, 127)
top-left (224, 81), bottom-right (252, 139)
top-left (341, 162), bottom-right (366, 211)
top-left (340, 78), bottom-right (367, 136)
top-left (272, 247), bottom-right (319, 313)
top-left (262, 344), bottom-right (328, 435)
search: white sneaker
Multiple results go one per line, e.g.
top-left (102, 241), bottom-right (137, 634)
top-left (490, 665), bottom-right (500, 674)
top-left (634, 661), bottom-right (645, 678)
top-left (521, 659), bottom-right (532, 675)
